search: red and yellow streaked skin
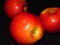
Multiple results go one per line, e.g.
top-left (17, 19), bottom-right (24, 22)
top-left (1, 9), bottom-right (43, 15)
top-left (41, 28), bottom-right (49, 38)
top-left (39, 7), bottom-right (60, 33)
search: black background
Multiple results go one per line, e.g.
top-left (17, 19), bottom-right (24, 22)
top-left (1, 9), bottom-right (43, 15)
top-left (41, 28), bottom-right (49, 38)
top-left (0, 0), bottom-right (60, 45)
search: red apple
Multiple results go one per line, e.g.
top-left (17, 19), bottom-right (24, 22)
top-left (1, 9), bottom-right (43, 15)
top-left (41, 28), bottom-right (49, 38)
top-left (21, 44), bottom-right (32, 45)
top-left (10, 12), bottom-right (44, 45)
top-left (4, 0), bottom-right (28, 18)
top-left (39, 7), bottom-right (60, 33)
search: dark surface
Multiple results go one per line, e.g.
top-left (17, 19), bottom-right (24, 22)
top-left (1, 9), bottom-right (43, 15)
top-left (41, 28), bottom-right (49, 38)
top-left (0, 0), bottom-right (60, 45)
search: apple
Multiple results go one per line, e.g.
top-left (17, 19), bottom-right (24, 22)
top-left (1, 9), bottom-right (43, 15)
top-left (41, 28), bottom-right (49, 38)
top-left (10, 12), bottom-right (44, 44)
top-left (21, 44), bottom-right (32, 45)
top-left (39, 7), bottom-right (60, 33)
top-left (4, 0), bottom-right (28, 18)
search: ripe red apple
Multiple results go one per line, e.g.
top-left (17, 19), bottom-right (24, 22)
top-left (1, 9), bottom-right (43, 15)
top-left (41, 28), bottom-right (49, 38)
top-left (39, 7), bottom-right (60, 33)
top-left (21, 44), bottom-right (32, 45)
top-left (10, 12), bottom-right (44, 45)
top-left (4, 0), bottom-right (28, 18)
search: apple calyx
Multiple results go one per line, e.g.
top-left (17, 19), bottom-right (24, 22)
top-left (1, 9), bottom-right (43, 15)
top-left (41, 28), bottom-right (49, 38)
top-left (31, 26), bottom-right (41, 39)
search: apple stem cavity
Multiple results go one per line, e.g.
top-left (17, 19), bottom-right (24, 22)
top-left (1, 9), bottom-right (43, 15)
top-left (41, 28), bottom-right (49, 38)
top-left (49, 8), bottom-right (56, 15)
top-left (23, 6), bottom-right (27, 12)
top-left (31, 26), bottom-right (40, 39)
top-left (23, 0), bottom-right (27, 12)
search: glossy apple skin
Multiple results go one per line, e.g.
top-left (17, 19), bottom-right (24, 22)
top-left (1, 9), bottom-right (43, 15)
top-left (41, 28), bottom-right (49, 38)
top-left (4, 0), bottom-right (28, 18)
top-left (10, 12), bottom-right (44, 44)
top-left (39, 8), bottom-right (60, 33)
